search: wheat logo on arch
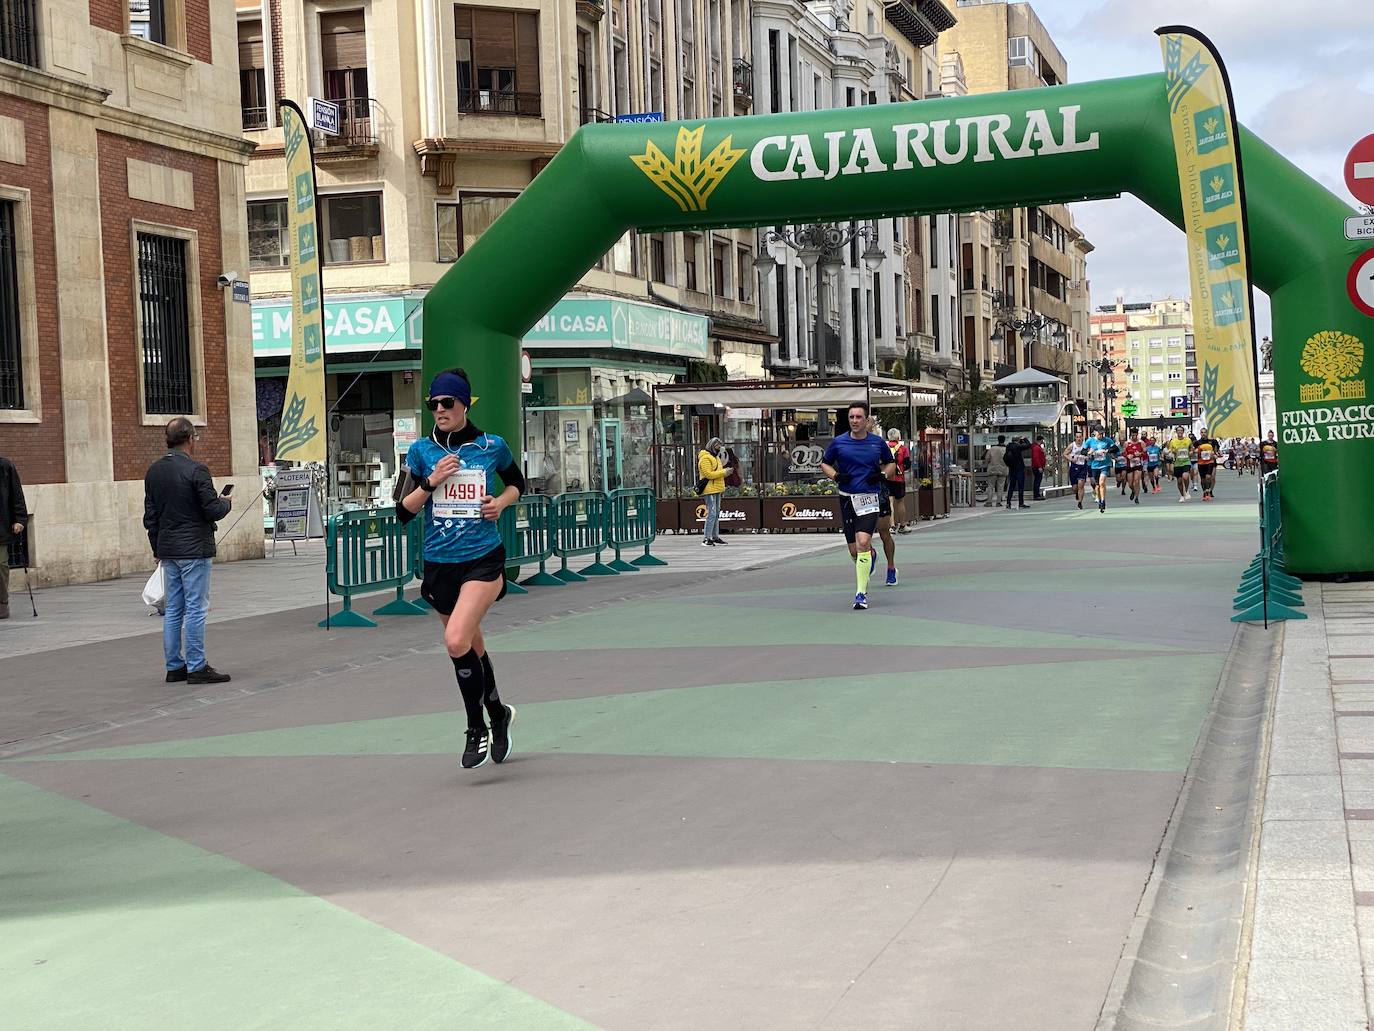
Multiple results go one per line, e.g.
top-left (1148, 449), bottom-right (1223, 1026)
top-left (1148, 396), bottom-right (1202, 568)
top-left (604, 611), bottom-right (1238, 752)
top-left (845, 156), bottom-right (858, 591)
top-left (631, 125), bottom-right (746, 213)
top-left (1300, 330), bottom-right (1366, 404)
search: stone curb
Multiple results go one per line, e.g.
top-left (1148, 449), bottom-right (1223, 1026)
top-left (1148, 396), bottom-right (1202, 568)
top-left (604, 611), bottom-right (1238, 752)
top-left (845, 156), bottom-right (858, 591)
top-left (1097, 621), bottom-right (1280, 1030)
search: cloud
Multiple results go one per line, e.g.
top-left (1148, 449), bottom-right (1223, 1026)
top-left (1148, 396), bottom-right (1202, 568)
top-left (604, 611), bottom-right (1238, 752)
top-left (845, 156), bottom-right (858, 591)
top-left (1251, 76), bottom-right (1374, 155)
top-left (1070, 0), bottom-right (1366, 62)
top-left (1069, 196), bottom-right (1273, 337)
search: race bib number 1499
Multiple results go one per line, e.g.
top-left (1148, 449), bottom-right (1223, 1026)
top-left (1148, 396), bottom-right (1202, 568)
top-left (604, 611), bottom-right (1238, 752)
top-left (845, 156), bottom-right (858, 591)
top-left (432, 469), bottom-right (485, 521)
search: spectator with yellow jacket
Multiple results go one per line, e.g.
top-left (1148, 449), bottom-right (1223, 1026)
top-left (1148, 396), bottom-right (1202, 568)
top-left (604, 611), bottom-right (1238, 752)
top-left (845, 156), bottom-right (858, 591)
top-left (697, 437), bottom-right (731, 547)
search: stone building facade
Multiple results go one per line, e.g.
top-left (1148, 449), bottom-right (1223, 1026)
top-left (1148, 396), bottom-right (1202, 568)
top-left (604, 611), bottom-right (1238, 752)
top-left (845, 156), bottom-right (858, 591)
top-left (0, 0), bottom-right (259, 585)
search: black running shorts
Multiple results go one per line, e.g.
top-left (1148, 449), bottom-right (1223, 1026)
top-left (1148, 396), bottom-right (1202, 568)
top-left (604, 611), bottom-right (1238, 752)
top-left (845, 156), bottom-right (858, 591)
top-left (840, 496), bottom-right (880, 543)
top-left (885, 479), bottom-right (907, 500)
top-left (420, 545), bottom-right (508, 615)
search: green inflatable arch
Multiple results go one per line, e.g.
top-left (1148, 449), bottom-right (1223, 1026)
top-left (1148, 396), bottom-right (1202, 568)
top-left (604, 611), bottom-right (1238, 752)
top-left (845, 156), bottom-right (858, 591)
top-left (423, 72), bottom-right (1369, 575)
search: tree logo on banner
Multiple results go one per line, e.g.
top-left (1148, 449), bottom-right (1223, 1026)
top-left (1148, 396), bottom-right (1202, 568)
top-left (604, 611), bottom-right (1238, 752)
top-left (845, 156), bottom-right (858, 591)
top-left (1300, 331), bottom-right (1366, 404)
top-left (631, 125), bottom-right (746, 212)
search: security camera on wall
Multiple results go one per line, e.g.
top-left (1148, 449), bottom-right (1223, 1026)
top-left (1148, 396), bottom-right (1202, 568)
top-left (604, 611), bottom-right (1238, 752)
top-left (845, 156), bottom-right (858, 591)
top-left (216, 272), bottom-right (239, 289)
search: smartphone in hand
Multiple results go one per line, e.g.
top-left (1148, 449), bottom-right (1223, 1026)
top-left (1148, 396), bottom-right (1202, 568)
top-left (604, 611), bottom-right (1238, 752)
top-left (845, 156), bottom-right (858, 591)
top-left (221, 483), bottom-right (234, 496)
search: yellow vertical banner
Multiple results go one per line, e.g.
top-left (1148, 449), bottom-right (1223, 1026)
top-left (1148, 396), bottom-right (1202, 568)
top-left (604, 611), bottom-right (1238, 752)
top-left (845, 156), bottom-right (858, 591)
top-left (275, 102), bottom-right (327, 464)
top-left (1157, 27), bottom-right (1260, 437)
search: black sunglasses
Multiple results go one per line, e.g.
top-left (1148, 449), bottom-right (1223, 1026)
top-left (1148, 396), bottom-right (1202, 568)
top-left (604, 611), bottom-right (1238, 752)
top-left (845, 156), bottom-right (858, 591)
top-left (425, 396), bottom-right (459, 411)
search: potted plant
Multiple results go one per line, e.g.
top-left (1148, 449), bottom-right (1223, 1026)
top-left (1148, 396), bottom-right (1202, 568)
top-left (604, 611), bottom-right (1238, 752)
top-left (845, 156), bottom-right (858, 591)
top-left (657, 486), bottom-right (681, 533)
top-left (916, 476), bottom-right (938, 520)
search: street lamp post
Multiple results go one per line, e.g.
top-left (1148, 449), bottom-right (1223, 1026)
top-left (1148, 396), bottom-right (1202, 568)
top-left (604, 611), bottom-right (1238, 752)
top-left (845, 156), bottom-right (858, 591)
top-left (1077, 357), bottom-right (1132, 436)
top-left (755, 223), bottom-right (885, 435)
top-left (987, 294), bottom-right (1066, 374)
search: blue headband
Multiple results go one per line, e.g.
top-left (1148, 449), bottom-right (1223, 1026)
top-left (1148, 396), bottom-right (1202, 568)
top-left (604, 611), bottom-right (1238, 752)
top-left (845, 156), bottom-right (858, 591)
top-left (428, 373), bottom-right (472, 408)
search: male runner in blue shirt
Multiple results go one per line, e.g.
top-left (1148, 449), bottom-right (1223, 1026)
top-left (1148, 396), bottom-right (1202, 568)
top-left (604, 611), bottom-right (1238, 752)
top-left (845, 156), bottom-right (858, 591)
top-left (1082, 425), bottom-right (1119, 514)
top-left (822, 403), bottom-right (896, 610)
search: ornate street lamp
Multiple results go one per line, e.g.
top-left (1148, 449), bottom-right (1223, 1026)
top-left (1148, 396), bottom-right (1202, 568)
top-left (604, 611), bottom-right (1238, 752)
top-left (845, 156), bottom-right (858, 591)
top-left (753, 222), bottom-right (887, 382)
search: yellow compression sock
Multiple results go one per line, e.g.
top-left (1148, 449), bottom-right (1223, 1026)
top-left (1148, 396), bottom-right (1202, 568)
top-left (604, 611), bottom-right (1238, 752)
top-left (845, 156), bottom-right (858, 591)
top-left (855, 549), bottom-right (873, 594)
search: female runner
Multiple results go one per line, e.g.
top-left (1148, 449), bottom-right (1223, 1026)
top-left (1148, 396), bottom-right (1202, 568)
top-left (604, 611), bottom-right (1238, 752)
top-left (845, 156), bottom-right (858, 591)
top-left (397, 369), bottom-right (525, 769)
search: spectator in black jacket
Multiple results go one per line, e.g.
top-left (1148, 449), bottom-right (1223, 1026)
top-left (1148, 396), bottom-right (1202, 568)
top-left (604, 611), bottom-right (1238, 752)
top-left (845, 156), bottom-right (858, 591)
top-left (1004, 437), bottom-right (1030, 509)
top-left (143, 418), bottom-right (232, 685)
top-left (0, 454), bottom-right (29, 620)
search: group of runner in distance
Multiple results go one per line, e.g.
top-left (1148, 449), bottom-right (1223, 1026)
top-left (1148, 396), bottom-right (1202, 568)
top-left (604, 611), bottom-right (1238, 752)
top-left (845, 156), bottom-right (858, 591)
top-left (1068, 426), bottom-right (1279, 513)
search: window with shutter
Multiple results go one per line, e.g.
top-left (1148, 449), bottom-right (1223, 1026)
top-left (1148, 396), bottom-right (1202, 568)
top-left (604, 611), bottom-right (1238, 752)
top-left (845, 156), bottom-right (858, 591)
top-left (455, 6), bottom-right (541, 116)
top-left (239, 19), bottom-right (267, 129)
top-left (319, 12), bottom-right (370, 140)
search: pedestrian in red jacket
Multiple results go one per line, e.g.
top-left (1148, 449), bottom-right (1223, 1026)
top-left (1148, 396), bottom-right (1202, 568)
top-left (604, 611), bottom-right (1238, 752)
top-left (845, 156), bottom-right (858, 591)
top-left (1031, 437), bottom-right (1047, 500)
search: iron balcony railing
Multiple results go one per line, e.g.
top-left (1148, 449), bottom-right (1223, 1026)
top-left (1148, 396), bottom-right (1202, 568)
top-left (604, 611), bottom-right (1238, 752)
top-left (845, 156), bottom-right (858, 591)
top-left (457, 88), bottom-right (541, 117)
top-left (580, 106), bottom-right (616, 125)
top-left (312, 96), bottom-right (378, 148)
top-left (0, 0), bottom-right (39, 67)
top-left (241, 105), bottom-right (268, 131)
top-left (732, 58), bottom-right (753, 101)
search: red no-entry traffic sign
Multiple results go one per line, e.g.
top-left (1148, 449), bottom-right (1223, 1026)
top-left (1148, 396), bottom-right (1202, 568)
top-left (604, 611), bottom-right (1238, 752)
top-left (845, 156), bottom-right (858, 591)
top-left (1349, 248), bottom-right (1374, 319)
top-left (1346, 135), bottom-right (1374, 207)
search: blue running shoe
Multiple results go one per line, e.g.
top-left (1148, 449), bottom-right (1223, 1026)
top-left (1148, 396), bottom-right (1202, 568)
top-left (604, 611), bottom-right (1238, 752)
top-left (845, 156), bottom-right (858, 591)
top-left (853, 592), bottom-right (868, 610)
top-left (885, 568), bottom-right (898, 587)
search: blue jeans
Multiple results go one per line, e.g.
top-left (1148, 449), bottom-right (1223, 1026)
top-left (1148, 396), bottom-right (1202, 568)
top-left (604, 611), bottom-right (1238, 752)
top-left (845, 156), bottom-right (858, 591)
top-left (163, 558), bottom-right (212, 672)
top-left (703, 493), bottom-right (722, 540)
top-left (1006, 467), bottom-right (1026, 507)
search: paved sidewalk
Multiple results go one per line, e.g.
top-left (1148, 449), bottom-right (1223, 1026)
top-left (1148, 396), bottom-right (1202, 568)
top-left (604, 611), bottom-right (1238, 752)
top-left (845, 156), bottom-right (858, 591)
top-left (1243, 580), bottom-right (1374, 1030)
top-left (2, 492), bottom-right (1256, 1029)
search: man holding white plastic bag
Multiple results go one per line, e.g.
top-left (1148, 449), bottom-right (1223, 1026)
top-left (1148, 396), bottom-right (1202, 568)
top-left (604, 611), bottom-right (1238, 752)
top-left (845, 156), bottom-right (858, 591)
top-left (143, 418), bottom-right (232, 685)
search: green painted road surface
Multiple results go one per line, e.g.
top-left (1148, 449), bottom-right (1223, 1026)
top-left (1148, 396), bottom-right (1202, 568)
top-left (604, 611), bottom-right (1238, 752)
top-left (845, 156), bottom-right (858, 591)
top-left (2, 492), bottom-right (1263, 1030)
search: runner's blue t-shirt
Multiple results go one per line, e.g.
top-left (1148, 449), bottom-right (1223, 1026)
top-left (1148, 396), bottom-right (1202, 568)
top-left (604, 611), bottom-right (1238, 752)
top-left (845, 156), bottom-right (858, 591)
top-left (1083, 435), bottom-right (1117, 472)
top-left (823, 432), bottom-right (890, 495)
top-left (406, 430), bottom-right (515, 563)
top-left (1146, 444), bottom-right (1161, 466)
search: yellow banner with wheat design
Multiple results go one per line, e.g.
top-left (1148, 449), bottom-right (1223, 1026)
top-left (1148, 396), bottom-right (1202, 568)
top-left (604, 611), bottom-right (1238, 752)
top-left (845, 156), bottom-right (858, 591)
top-left (276, 102), bottom-right (327, 464)
top-left (1158, 29), bottom-right (1259, 436)
top-left (631, 125), bottom-right (746, 213)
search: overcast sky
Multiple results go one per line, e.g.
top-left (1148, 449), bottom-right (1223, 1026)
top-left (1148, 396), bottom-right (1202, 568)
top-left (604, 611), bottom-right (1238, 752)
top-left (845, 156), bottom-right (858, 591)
top-left (1022, 0), bottom-right (1373, 337)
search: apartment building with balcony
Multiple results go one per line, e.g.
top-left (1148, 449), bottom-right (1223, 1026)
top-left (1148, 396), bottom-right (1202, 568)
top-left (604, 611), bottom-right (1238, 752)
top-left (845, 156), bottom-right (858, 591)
top-left (751, 0), bottom-right (959, 394)
top-left (238, 0), bottom-right (765, 498)
top-left (943, 0), bottom-right (1092, 388)
top-left (1091, 297), bottom-right (1198, 423)
top-left (0, 0), bottom-right (259, 585)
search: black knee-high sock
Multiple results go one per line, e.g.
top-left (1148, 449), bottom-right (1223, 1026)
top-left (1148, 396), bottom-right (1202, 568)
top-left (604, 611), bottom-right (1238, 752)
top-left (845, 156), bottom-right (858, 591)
top-left (451, 649), bottom-right (487, 730)
top-left (480, 652), bottom-right (504, 718)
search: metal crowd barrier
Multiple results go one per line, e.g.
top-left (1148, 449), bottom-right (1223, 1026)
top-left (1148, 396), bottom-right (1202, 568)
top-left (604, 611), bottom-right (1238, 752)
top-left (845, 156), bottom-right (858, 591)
top-left (318, 507), bottom-right (428, 628)
top-left (608, 487), bottom-right (667, 570)
top-left (1232, 472), bottom-right (1305, 625)
top-left (551, 491), bottom-right (617, 580)
top-left (500, 494), bottom-right (561, 591)
top-left (320, 492), bottom-right (669, 627)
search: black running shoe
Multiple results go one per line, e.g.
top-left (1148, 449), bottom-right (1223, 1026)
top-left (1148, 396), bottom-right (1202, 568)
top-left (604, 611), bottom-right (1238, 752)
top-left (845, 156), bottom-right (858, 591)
top-left (491, 705), bottom-right (516, 764)
top-left (462, 727), bottom-right (491, 769)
